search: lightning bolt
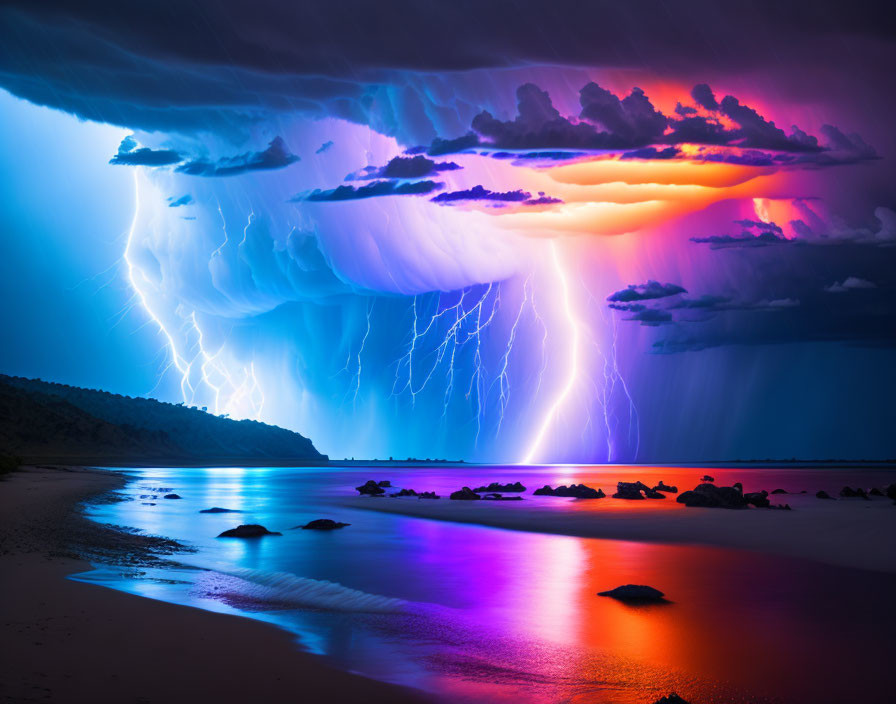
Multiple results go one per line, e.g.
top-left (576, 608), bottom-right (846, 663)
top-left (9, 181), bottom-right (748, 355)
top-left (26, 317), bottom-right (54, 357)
top-left (521, 241), bottom-right (583, 465)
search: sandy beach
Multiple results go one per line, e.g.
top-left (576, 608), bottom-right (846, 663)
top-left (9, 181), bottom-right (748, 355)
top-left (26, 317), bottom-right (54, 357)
top-left (341, 486), bottom-right (896, 573)
top-left (0, 466), bottom-right (429, 704)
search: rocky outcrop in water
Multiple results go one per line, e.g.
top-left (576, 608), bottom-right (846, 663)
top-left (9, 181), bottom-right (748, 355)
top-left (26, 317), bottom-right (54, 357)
top-left (840, 486), bottom-right (870, 499)
top-left (886, 484), bottom-right (896, 500)
top-left (701, 475), bottom-right (715, 482)
top-left (816, 490), bottom-right (835, 500)
top-left (390, 488), bottom-right (418, 497)
top-left (199, 507), bottom-right (241, 513)
top-left (356, 480), bottom-right (385, 496)
top-left (652, 481), bottom-right (678, 493)
top-left (472, 481), bottom-right (526, 493)
top-left (217, 524), bottom-right (281, 538)
top-left (482, 493), bottom-right (523, 501)
top-left (300, 519), bottom-right (350, 530)
top-left (613, 481), bottom-right (666, 499)
top-left (677, 483), bottom-right (748, 509)
top-left (418, 491), bottom-right (440, 499)
top-left (652, 695), bottom-right (691, 704)
top-left (534, 484), bottom-right (605, 499)
top-left (743, 490), bottom-right (770, 508)
top-left (450, 487), bottom-right (482, 500)
top-left (771, 488), bottom-right (788, 494)
top-left (598, 584), bottom-right (666, 602)
top-left (163, 493), bottom-right (181, 499)
top-left (377, 480), bottom-right (392, 487)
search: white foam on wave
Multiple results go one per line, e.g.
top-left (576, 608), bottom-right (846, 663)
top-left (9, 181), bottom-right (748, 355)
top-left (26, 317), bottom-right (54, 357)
top-left (208, 567), bottom-right (409, 613)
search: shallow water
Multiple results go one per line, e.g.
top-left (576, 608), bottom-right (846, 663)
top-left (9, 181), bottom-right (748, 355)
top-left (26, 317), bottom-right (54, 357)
top-left (77, 465), bottom-right (896, 703)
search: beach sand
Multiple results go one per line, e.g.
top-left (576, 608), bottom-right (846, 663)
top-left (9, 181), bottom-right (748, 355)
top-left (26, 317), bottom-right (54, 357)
top-left (341, 488), bottom-right (896, 573)
top-left (0, 466), bottom-right (430, 704)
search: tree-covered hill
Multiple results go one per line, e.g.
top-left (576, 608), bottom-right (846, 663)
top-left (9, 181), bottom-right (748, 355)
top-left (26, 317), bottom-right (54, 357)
top-left (0, 375), bottom-right (326, 465)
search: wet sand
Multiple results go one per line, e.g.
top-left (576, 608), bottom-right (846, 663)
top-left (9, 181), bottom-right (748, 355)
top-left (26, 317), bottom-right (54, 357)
top-left (342, 488), bottom-right (896, 573)
top-left (0, 466), bottom-right (430, 704)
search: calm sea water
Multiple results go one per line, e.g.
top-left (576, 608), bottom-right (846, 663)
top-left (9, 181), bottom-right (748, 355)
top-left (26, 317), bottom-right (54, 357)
top-left (76, 465), bottom-right (896, 703)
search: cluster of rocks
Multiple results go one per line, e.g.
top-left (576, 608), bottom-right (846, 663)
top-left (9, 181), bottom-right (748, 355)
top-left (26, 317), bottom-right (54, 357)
top-left (482, 493), bottom-right (523, 501)
top-left (450, 486), bottom-right (481, 500)
top-left (816, 484), bottom-right (896, 502)
top-left (653, 695), bottom-right (691, 704)
top-left (613, 481), bottom-right (668, 499)
top-left (355, 479), bottom-right (390, 496)
top-left (533, 483), bottom-right (605, 499)
top-left (389, 488), bottom-right (418, 497)
top-left (472, 481), bottom-right (526, 493)
top-left (199, 507), bottom-right (241, 513)
top-left (418, 491), bottom-right (440, 499)
top-left (676, 483), bottom-right (774, 509)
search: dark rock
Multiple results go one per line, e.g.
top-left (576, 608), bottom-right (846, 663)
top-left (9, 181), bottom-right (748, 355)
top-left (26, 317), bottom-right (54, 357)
top-left (652, 481), bottom-right (678, 493)
top-left (217, 524), bottom-right (281, 538)
top-left (163, 493), bottom-right (181, 499)
top-left (551, 483), bottom-right (605, 499)
top-left (418, 491), bottom-right (440, 499)
top-left (816, 490), bottom-right (835, 500)
top-left (677, 483), bottom-right (748, 509)
top-left (840, 486), bottom-right (869, 500)
top-left (733, 482), bottom-right (743, 493)
top-left (869, 487), bottom-right (884, 497)
top-left (199, 507), bottom-right (241, 513)
top-left (598, 584), bottom-right (666, 602)
top-left (653, 695), bottom-right (692, 704)
top-left (377, 480), bottom-right (392, 487)
top-left (612, 481), bottom-right (650, 499)
top-left (886, 484), bottom-right (896, 501)
top-left (355, 480), bottom-right (385, 496)
top-left (643, 488), bottom-right (666, 499)
top-left (533, 485), bottom-right (555, 496)
top-left (743, 490), bottom-right (770, 508)
top-left (472, 481), bottom-right (526, 493)
top-left (390, 488), bottom-right (418, 497)
top-left (701, 475), bottom-right (715, 482)
top-left (482, 493), bottom-right (523, 501)
top-left (450, 486), bottom-right (482, 500)
top-left (300, 519), bottom-right (350, 530)
top-left (771, 488), bottom-right (788, 494)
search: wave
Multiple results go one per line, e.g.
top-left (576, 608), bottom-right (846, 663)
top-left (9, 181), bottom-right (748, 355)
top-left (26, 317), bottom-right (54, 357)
top-left (203, 567), bottom-right (409, 613)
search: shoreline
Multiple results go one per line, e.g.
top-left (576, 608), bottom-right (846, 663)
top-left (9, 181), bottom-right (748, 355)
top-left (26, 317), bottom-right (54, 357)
top-left (340, 491), bottom-right (896, 574)
top-left (0, 466), bottom-right (430, 704)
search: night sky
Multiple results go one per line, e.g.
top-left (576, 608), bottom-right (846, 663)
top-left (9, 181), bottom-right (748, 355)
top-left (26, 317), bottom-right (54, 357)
top-left (1, 1), bottom-right (894, 462)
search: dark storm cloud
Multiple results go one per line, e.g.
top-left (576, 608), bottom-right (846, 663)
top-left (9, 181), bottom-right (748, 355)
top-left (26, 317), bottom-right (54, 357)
top-left (1, 2), bottom-right (892, 137)
top-left (651, 228), bottom-right (896, 352)
top-left (168, 194), bottom-right (193, 208)
top-left (431, 185), bottom-right (532, 204)
top-left (691, 231), bottom-right (791, 249)
top-left (297, 180), bottom-right (442, 202)
top-left (691, 84), bottom-right (719, 112)
top-left (607, 281), bottom-right (687, 303)
top-left (625, 309), bottom-right (673, 326)
top-left (109, 137), bottom-right (182, 166)
top-left (349, 155), bottom-right (461, 181)
top-left (175, 137), bottom-right (299, 177)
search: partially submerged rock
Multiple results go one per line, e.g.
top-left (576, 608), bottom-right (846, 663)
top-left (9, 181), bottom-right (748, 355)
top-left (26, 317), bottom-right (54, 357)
top-left (163, 493), bottom-right (182, 499)
top-left (534, 483), bottom-right (605, 499)
top-left (390, 488), bottom-right (418, 497)
top-left (450, 486), bottom-right (482, 500)
top-left (653, 695), bottom-right (692, 704)
top-left (816, 490), bottom-right (835, 500)
top-left (199, 507), bottom-right (241, 513)
top-left (300, 519), bottom-right (350, 530)
top-left (869, 487), bottom-right (884, 497)
top-left (217, 524), bottom-right (281, 538)
top-left (677, 483), bottom-right (748, 509)
top-left (771, 488), bottom-right (788, 494)
top-left (377, 480), bottom-right (392, 487)
top-left (743, 490), bottom-right (770, 508)
top-left (472, 481), bottom-right (526, 493)
top-left (652, 481), bottom-right (678, 493)
top-left (598, 584), bottom-right (666, 602)
top-left (355, 480), bottom-right (385, 496)
top-left (418, 491), bottom-right (440, 499)
top-left (840, 486), bottom-right (870, 500)
top-left (482, 493), bottom-right (523, 501)
top-left (886, 484), bottom-right (896, 500)
top-left (701, 475), bottom-right (715, 482)
top-left (612, 481), bottom-right (648, 500)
